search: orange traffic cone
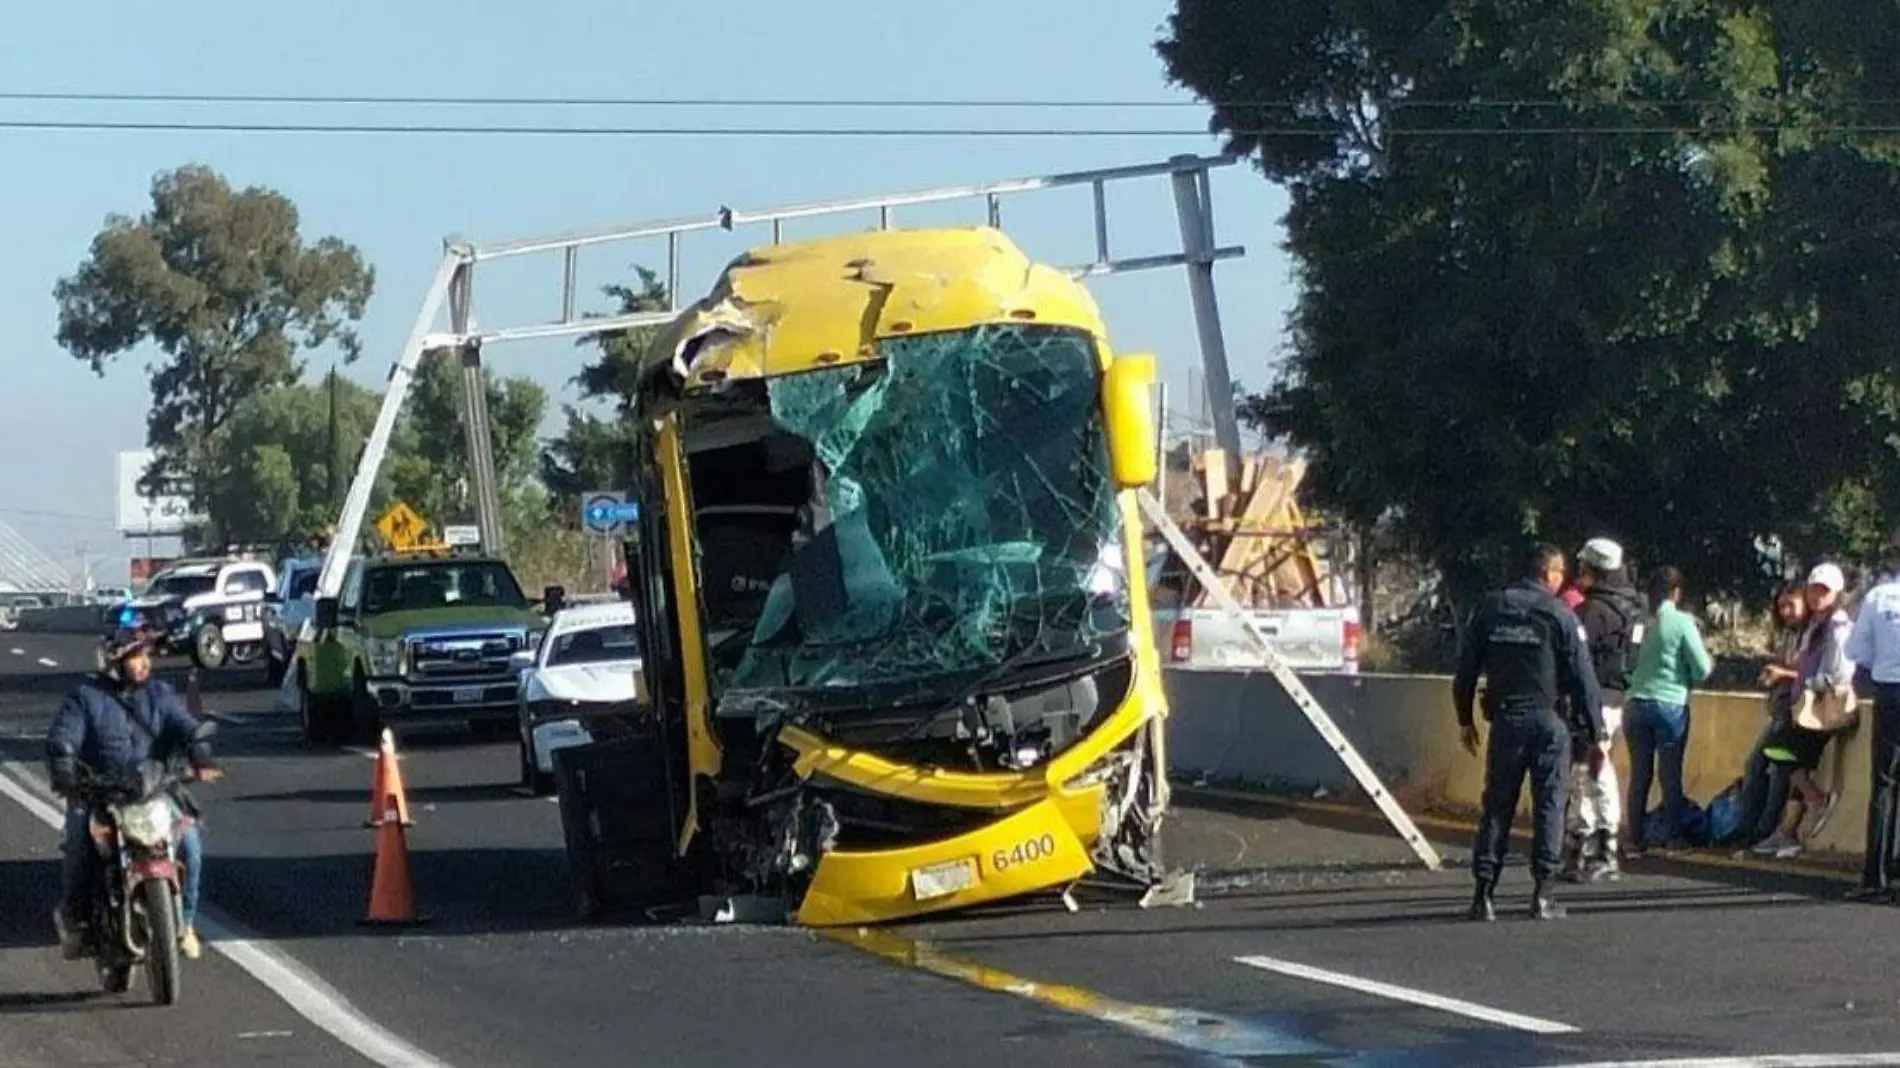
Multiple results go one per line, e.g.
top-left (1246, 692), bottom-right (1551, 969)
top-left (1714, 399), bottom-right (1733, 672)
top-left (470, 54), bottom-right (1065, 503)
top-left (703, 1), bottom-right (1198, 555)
top-left (359, 794), bottom-right (425, 927)
top-left (363, 729), bottom-right (413, 829)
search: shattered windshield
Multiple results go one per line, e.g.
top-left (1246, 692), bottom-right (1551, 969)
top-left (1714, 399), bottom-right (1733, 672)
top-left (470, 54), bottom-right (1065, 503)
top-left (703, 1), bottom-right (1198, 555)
top-left (717, 323), bottom-right (1129, 711)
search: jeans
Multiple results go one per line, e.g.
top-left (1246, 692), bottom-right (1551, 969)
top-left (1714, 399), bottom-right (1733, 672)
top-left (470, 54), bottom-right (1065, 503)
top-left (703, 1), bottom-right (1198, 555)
top-left (1626, 698), bottom-right (1693, 848)
top-left (1739, 710), bottom-right (1793, 844)
top-left (1472, 710), bottom-right (1570, 886)
top-left (61, 804), bottom-right (204, 931)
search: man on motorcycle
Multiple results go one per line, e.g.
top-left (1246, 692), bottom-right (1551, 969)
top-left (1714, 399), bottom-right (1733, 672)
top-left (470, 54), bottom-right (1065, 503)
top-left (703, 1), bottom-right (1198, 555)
top-left (46, 628), bottom-right (221, 961)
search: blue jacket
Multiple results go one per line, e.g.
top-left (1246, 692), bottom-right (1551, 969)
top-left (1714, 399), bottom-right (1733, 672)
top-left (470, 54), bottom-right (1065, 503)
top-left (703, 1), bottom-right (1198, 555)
top-left (45, 675), bottom-right (210, 790)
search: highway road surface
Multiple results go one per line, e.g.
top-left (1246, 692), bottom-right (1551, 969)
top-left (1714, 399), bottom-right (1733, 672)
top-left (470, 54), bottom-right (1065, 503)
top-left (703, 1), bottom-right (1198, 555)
top-left (3, 630), bottom-right (1900, 1067)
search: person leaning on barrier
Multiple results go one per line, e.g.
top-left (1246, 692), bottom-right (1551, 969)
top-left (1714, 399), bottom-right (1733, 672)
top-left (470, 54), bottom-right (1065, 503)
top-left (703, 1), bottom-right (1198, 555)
top-left (1454, 543), bottom-right (1607, 922)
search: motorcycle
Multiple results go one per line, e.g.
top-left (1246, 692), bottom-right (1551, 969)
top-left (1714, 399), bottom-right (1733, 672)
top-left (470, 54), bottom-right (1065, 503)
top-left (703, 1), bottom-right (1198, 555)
top-left (67, 754), bottom-right (207, 1005)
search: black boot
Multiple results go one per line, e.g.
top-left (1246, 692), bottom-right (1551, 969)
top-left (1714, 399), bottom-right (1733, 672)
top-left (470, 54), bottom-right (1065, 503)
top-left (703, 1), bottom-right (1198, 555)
top-left (1467, 880), bottom-right (1497, 922)
top-left (1531, 881), bottom-right (1567, 920)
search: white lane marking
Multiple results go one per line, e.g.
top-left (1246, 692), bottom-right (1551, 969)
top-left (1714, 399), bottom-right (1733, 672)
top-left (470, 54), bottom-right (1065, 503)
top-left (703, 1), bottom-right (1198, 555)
top-left (10, 647), bottom-right (23, 655)
top-left (213, 712), bottom-right (254, 727)
top-left (1542, 1048), bottom-right (1900, 1056)
top-left (346, 747), bottom-right (378, 760)
top-left (36, 657), bottom-right (57, 668)
top-left (1234, 955), bottom-right (1578, 1035)
top-left (1536, 1058), bottom-right (1900, 1068)
top-left (0, 761), bottom-right (457, 1068)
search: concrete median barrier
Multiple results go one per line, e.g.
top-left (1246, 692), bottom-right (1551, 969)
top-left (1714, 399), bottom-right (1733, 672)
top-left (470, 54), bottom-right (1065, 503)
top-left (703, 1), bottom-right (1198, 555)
top-left (1163, 667), bottom-right (1871, 859)
top-left (12, 604), bottom-right (110, 635)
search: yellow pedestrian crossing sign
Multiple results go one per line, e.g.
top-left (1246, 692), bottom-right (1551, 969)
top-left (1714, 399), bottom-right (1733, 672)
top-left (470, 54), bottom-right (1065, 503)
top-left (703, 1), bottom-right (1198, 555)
top-left (376, 501), bottom-right (427, 550)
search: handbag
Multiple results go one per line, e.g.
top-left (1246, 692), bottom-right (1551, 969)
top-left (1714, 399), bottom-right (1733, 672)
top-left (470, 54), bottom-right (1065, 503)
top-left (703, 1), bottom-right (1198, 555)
top-left (1793, 685), bottom-right (1859, 733)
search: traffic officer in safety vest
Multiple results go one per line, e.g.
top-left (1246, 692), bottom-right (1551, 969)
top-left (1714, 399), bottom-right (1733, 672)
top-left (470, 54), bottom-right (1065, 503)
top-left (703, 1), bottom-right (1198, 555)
top-left (1454, 543), bottom-right (1606, 921)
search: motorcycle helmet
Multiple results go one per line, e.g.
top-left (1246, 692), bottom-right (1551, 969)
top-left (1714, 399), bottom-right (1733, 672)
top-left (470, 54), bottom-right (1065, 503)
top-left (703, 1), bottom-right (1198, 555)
top-left (98, 626), bottom-right (154, 682)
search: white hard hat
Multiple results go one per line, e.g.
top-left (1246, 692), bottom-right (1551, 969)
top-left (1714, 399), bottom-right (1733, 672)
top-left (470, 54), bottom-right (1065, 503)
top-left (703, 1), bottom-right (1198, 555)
top-left (1578, 537), bottom-right (1623, 573)
top-left (1807, 562), bottom-right (1846, 594)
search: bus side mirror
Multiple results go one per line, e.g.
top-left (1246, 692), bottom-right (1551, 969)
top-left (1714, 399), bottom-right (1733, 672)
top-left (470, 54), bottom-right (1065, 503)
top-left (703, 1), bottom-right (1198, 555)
top-left (1102, 351), bottom-right (1159, 488)
top-left (314, 598), bottom-right (339, 630)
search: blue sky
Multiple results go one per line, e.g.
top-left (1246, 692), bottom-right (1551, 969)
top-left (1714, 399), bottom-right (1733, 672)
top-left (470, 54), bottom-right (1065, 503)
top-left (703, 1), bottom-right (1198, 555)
top-left (0, 0), bottom-right (1294, 584)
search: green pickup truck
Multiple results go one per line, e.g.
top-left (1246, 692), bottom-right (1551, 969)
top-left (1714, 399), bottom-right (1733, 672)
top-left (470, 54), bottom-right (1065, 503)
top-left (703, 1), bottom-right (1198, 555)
top-left (293, 549), bottom-right (562, 746)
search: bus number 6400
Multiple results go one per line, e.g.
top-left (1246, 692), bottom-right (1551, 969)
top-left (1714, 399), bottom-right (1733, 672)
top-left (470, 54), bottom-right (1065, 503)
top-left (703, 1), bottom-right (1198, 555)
top-left (991, 834), bottom-right (1058, 873)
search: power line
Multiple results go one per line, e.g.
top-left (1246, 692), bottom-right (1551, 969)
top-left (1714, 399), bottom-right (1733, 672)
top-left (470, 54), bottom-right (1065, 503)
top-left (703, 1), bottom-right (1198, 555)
top-left (0, 90), bottom-right (1891, 110)
top-left (0, 119), bottom-right (1893, 138)
top-left (0, 505), bottom-right (117, 525)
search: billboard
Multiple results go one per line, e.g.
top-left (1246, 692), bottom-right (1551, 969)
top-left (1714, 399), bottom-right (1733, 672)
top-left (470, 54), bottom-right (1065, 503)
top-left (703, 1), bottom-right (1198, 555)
top-left (115, 449), bottom-right (198, 537)
top-left (129, 555), bottom-right (179, 587)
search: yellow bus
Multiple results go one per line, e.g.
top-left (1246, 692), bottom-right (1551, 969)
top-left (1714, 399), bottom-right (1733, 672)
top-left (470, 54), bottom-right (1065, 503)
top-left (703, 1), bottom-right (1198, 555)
top-left (592, 225), bottom-right (1170, 926)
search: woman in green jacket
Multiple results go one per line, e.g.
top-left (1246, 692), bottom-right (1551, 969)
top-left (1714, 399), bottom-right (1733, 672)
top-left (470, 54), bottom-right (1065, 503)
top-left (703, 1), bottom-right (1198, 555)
top-left (1624, 565), bottom-right (1716, 855)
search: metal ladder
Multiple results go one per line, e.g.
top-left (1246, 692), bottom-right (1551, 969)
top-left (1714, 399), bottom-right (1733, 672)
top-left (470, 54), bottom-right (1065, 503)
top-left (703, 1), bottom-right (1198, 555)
top-left (1137, 489), bottom-right (1444, 870)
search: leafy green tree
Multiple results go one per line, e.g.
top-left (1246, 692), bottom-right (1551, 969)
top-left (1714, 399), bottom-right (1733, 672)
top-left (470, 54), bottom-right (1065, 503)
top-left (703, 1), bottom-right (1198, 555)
top-left (542, 267), bottom-right (671, 505)
top-left (386, 352), bottom-right (550, 536)
top-left (1159, 2), bottom-right (1900, 604)
top-left (211, 371), bottom-right (383, 543)
top-left (54, 165), bottom-right (374, 538)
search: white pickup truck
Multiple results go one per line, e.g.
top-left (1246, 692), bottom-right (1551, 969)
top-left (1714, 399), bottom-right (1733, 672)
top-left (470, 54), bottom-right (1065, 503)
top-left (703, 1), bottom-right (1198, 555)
top-left (1151, 603), bottom-right (1361, 673)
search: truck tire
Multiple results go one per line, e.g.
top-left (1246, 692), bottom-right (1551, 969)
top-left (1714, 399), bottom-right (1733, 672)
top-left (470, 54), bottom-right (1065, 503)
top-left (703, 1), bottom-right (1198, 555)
top-left (349, 669), bottom-right (382, 746)
top-left (191, 625), bottom-right (227, 672)
top-left (297, 668), bottom-right (345, 749)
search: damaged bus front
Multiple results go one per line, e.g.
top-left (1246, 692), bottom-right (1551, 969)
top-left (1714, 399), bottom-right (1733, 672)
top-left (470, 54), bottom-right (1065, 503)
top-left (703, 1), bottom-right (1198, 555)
top-left (559, 227), bottom-right (1174, 926)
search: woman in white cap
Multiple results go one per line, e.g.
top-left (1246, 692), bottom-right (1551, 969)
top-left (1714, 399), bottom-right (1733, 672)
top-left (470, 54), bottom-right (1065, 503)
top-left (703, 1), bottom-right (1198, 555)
top-left (1750, 563), bottom-right (1856, 858)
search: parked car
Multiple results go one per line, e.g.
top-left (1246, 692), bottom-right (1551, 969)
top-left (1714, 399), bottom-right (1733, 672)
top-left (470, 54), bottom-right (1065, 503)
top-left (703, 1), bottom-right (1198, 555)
top-left (511, 599), bottom-right (642, 795)
top-left (263, 555), bottom-right (323, 688)
top-left (111, 558), bottom-right (277, 671)
top-left (1152, 603), bottom-right (1361, 673)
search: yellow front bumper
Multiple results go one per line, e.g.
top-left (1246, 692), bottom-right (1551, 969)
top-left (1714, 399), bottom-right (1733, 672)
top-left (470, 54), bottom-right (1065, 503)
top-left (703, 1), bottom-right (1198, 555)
top-left (793, 786), bottom-right (1105, 927)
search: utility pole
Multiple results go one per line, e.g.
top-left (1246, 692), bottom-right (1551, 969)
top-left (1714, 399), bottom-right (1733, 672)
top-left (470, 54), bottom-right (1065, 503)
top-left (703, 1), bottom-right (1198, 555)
top-left (326, 365), bottom-right (342, 511)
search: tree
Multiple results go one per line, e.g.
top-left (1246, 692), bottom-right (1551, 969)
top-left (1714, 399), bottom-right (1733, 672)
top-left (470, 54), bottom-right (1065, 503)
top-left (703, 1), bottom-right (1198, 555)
top-left (386, 352), bottom-right (550, 534)
top-left (1158, 2), bottom-right (1900, 604)
top-left (55, 165), bottom-right (374, 539)
top-left (209, 371), bottom-right (383, 543)
top-left (542, 267), bottom-right (671, 504)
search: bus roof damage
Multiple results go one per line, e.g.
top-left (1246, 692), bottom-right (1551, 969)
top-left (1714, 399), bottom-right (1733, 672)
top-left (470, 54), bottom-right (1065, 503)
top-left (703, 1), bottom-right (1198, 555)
top-left (639, 227), bottom-right (1112, 394)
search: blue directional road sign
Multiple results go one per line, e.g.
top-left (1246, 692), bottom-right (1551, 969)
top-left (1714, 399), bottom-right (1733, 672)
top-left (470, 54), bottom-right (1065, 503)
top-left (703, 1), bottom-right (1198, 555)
top-left (581, 491), bottom-right (640, 536)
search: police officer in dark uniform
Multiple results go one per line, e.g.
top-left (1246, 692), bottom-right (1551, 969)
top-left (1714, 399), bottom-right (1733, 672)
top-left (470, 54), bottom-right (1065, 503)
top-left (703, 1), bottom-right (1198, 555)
top-left (1454, 543), bottom-right (1606, 921)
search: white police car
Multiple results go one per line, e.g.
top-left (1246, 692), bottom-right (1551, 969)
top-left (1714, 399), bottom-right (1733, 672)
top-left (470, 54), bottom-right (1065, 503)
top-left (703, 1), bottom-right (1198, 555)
top-left (511, 599), bottom-right (642, 795)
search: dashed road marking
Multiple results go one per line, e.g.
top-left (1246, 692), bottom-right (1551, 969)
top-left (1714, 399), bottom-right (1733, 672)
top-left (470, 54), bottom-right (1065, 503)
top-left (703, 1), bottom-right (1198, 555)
top-left (35, 657), bottom-right (57, 668)
top-left (9, 647), bottom-right (22, 656)
top-left (1234, 955), bottom-right (1578, 1034)
top-left (1535, 1048), bottom-right (1900, 1056)
top-left (0, 760), bottom-right (457, 1068)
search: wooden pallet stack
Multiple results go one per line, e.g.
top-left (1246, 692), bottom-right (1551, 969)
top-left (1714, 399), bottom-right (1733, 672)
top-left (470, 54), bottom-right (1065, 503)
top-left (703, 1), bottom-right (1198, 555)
top-left (1154, 446), bottom-right (1341, 610)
